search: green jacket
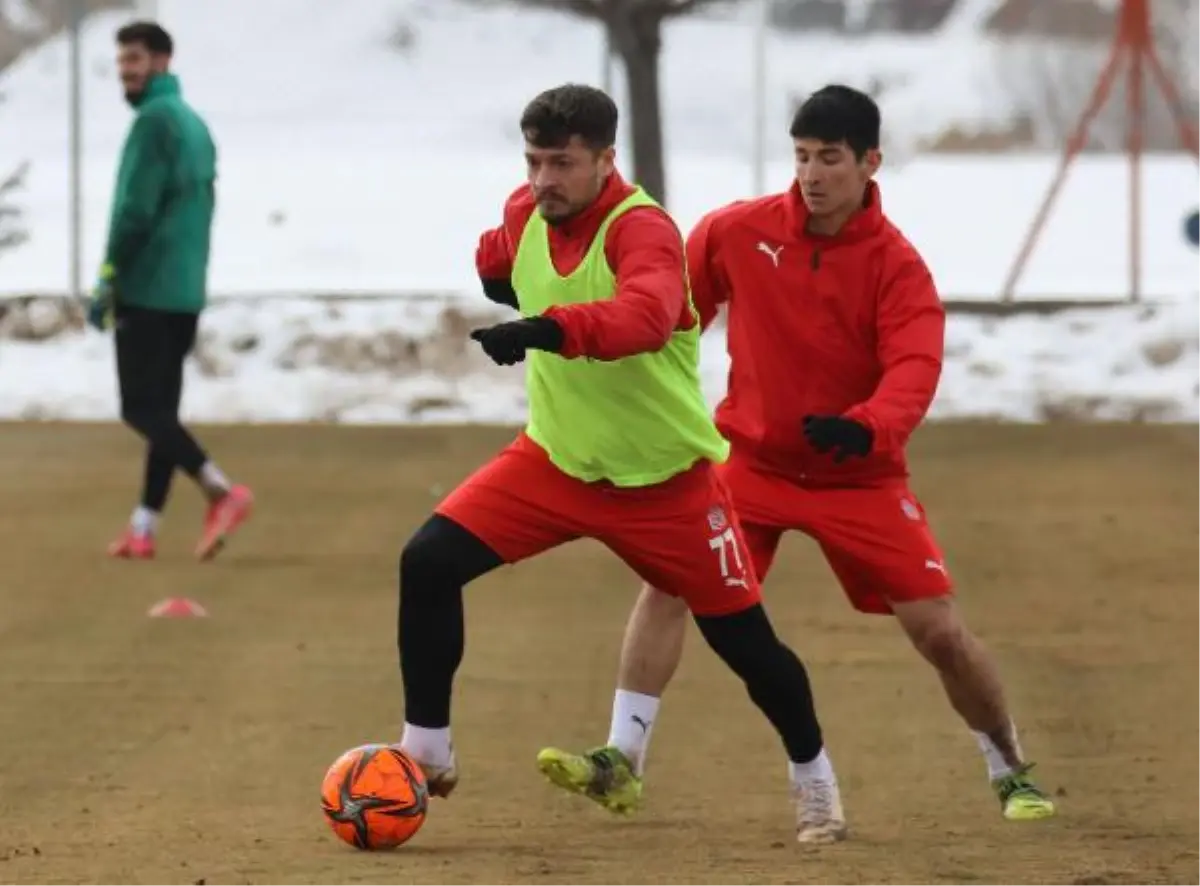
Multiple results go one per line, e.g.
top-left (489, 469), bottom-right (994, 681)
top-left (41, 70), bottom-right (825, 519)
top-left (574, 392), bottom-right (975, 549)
top-left (103, 73), bottom-right (216, 314)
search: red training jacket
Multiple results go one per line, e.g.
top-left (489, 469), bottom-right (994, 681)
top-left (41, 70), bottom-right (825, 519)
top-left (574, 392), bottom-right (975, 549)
top-left (690, 180), bottom-right (944, 487)
top-left (474, 172), bottom-right (694, 361)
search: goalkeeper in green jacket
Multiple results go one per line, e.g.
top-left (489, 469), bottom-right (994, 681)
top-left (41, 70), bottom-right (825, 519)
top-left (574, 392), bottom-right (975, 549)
top-left (89, 21), bottom-right (252, 561)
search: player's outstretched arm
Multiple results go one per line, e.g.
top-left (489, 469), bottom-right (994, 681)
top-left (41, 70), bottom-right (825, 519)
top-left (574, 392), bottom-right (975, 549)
top-left (543, 208), bottom-right (688, 361)
top-left (842, 256), bottom-right (945, 454)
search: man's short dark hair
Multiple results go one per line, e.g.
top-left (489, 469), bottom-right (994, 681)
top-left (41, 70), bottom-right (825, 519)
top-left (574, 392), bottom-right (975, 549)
top-left (116, 21), bottom-right (173, 56)
top-left (789, 85), bottom-right (880, 158)
top-left (520, 84), bottom-right (618, 151)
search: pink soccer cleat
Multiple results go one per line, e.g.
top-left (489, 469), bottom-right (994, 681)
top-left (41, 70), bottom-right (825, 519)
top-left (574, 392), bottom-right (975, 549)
top-left (108, 530), bottom-right (156, 560)
top-left (195, 484), bottom-right (254, 561)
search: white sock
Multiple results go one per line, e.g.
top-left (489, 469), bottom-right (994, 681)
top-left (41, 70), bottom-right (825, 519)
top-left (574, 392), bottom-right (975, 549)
top-left (974, 722), bottom-right (1023, 780)
top-left (789, 748), bottom-right (837, 787)
top-left (606, 689), bottom-right (660, 776)
top-left (199, 461), bottom-right (231, 495)
top-left (130, 506), bottom-right (158, 538)
top-left (400, 723), bottom-right (453, 769)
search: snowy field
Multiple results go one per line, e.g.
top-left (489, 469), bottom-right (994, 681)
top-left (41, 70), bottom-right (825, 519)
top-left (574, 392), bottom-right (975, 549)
top-left (1, 0), bottom-right (1197, 424)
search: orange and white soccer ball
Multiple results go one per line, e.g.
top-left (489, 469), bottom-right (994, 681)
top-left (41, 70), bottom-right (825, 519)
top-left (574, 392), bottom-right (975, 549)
top-left (320, 744), bottom-right (429, 850)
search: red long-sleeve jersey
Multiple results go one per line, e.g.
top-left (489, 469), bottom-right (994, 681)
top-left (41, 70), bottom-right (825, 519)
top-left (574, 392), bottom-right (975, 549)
top-left (691, 180), bottom-right (944, 487)
top-left (474, 172), bottom-right (694, 361)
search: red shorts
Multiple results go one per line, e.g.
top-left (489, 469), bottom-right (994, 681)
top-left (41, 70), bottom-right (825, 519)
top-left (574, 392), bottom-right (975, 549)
top-left (719, 455), bottom-right (953, 615)
top-left (435, 434), bottom-right (762, 617)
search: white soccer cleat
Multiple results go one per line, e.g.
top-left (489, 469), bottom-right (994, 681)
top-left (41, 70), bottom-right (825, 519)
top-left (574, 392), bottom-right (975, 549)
top-left (793, 778), bottom-right (848, 844)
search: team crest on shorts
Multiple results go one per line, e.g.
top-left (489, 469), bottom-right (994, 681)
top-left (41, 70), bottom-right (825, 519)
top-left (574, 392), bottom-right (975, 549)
top-left (707, 505), bottom-right (728, 532)
top-left (900, 498), bottom-right (921, 521)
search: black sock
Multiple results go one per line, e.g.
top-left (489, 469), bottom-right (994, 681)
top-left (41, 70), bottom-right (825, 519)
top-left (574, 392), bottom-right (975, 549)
top-left (694, 604), bottom-right (824, 763)
top-left (140, 446), bottom-right (176, 512)
top-left (398, 515), bottom-right (503, 728)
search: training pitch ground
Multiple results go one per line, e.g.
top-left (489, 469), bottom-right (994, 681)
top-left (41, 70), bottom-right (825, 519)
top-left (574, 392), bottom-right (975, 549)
top-left (0, 422), bottom-right (1195, 885)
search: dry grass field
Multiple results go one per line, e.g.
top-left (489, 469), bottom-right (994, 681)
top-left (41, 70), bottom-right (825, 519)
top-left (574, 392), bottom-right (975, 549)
top-left (0, 422), bottom-right (1194, 884)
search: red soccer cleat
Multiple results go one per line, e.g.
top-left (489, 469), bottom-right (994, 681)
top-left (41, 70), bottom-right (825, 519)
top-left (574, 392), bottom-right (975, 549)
top-left (195, 484), bottom-right (254, 561)
top-left (108, 530), bottom-right (156, 560)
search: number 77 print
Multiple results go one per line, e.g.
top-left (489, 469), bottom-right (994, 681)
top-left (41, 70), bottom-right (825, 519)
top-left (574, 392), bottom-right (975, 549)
top-left (709, 526), bottom-right (749, 588)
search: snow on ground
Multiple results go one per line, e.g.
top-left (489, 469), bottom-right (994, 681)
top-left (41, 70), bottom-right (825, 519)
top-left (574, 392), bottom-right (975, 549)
top-left (1, 293), bottom-right (1195, 423)
top-left (930, 298), bottom-right (1199, 421)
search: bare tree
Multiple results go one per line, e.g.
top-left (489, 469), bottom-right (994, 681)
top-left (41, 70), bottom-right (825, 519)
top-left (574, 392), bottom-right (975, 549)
top-left (486, 0), bottom-right (737, 205)
top-left (0, 162), bottom-right (30, 257)
top-left (0, 79), bottom-right (28, 256)
top-left (1, 0), bottom-right (132, 71)
top-left (0, 0), bottom-right (134, 258)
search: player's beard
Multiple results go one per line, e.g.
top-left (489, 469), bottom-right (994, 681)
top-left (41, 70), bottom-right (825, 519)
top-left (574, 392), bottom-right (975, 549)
top-left (537, 197), bottom-right (574, 226)
top-left (121, 75), bottom-right (147, 106)
top-left (538, 172), bottom-right (605, 227)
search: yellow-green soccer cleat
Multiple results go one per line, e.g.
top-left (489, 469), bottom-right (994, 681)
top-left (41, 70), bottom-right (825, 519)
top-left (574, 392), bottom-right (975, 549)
top-left (536, 745), bottom-right (643, 816)
top-left (993, 763), bottom-right (1056, 821)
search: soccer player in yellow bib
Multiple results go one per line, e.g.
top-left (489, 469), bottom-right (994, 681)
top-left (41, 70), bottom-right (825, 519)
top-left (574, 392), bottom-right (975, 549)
top-left (395, 84), bottom-right (847, 844)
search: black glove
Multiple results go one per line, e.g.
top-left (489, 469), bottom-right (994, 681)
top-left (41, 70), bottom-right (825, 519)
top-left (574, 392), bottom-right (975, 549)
top-left (470, 317), bottom-right (565, 366)
top-left (802, 415), bottom-right (873, 464)
top-left (480, 277), bottom-right (519, 310)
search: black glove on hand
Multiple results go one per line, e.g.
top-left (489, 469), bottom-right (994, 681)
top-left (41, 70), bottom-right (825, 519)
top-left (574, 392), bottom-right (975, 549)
top-left (802, 415), bottom-right (874, 464)
top-left (470, 317), bottom-right (565, 366)
top-left (480, 277), bottom-right (519, 309)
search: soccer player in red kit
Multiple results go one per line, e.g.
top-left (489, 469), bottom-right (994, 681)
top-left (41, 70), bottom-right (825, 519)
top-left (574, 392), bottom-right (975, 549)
top-left (395, 84), bottom-right (847, 844)
top-left (538, 85), bottom-right (1056, 826)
